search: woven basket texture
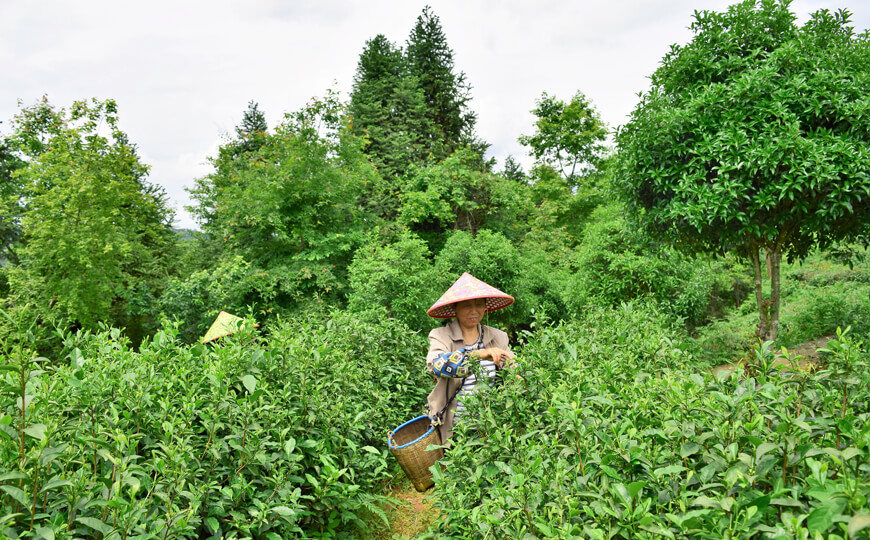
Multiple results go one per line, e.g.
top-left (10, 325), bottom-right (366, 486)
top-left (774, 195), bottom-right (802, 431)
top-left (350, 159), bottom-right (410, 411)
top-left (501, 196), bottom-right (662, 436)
top-left (388, 416), bottom-right (444, 492)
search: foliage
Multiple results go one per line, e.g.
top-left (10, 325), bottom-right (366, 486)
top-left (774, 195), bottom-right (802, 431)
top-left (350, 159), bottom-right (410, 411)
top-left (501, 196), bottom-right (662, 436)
top-left (405, 6), bottom-right (484, 160)
top-left (695, 248), bottom-right (870, 366)
top-left (567, 205), bottom-right (716, 327)
top-left (226, 100), bottom-right (269, 158)
top-left (433, 305), bottom-right (870, 539)
top-left (616, 0), bottom-right (870, 341)
top-left (349, 34), bottom-right (430, 187)
top-left (157, 255), bottom-right (275, 344)
top-left (0, 308), bottom-right (430, 538)
top-left (346, 229), bottom-right (438, 333)
top-left (4, 98), bottom-right (177, 336)
top-left (189, 93), bottom-right (378, 305)
top-left (0, 134), bottom-right (25, 267)
top-left (398, 148), bottom-right (526, 252)
top-left (519, 91), bottom-right (609, 182)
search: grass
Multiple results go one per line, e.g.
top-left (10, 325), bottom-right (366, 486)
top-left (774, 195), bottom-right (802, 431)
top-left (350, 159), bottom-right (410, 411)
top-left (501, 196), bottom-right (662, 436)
top-left (692, 248), bottom-right (870, 368)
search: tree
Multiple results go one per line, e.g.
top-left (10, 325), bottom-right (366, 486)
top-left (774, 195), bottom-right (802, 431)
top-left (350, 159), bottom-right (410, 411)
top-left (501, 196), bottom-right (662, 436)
top-left (189, 93), bottom-right (378, 304)
top-left (234, 100), bottom-right (269, 154)
top-left (349, 34), bottom-right (430, 185)
top-left (519, 91), bottom-right (608, 183)
top-left (616, 0), bottom-right (870, 340)
top-left (0, 131), bottom-right (25, 266)
top-left (406, 6), bottom-right (486, 161)
top-left (501, 155), bottom-right (527, 184)
top-left (6, 98), bottom-right (177, 332)
top-left (397, 148), bottom-right (525, 252)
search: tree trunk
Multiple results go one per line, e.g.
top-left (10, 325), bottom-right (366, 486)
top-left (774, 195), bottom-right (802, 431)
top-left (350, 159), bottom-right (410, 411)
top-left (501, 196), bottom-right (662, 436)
top-left (768, 249), bottom-right (782, 341)
top-left (749, 244), bottom-right (770, 340)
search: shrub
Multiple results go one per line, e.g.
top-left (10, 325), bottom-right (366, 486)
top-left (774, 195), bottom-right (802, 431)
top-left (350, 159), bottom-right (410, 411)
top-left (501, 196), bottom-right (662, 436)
top-left (566, 205), bottom-right (715, 327)
top-left (0, 308), bottom-right (431, 537)
top-left (346, 229), bottom-right (438, 332)
top-left (432, 310), bottom-right (870, 539)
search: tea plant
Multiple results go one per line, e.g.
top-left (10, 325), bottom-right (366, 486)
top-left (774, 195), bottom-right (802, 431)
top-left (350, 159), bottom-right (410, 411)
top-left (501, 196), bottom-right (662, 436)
top-left (433, 304), bottom-right (870, 539)
top-left (0, 309), bottom-right (430, 538)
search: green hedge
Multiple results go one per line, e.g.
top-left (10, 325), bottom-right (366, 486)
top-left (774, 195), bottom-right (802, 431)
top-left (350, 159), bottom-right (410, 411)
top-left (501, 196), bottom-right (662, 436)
top-left (433, 306), bottom-right (870, 538)
top-left (0, 309), bottom-right (430, 538)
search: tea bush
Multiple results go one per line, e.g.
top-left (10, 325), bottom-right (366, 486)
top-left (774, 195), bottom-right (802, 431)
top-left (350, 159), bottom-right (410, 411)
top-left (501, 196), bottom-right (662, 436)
top-left (346, 229), bottom-right (439, 333)
top-left (0, 309), bottom-right (430, 538)
top-left (433, 306), bottom-right (870, 539)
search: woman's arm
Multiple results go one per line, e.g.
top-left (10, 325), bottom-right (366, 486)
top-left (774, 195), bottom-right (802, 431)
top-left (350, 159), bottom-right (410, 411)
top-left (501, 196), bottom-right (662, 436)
top-left (426, 328), bottom-right (452, 375)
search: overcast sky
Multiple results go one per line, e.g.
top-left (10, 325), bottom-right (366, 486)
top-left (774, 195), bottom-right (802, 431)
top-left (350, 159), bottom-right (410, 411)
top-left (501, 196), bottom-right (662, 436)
top-left (2, 0), bottom-right (868, 229)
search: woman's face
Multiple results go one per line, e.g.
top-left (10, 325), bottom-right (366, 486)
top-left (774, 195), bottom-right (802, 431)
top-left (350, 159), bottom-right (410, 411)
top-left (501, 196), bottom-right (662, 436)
top-left (454, 298), bottom-right (487, 329)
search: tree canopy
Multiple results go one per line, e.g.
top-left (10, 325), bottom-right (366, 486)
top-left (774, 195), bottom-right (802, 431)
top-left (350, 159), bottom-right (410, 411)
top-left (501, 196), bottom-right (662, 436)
top-left (616, 0), bottom-right (870, 339)
top-left (519, 91), bottom-right (608, 183)
top-left (4, 98), bottom-right (177, 332)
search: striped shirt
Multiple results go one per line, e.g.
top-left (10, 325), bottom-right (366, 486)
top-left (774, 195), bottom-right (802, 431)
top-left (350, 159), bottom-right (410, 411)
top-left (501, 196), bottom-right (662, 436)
top-left (455, 325), bottom-right (497, 419)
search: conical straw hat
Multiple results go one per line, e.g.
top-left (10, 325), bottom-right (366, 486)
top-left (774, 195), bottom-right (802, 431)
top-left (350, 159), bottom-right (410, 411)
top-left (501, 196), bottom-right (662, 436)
top-left (427, 273), bottom-right (514, 318)
top-left (201, 311), bottom-right (258, 344)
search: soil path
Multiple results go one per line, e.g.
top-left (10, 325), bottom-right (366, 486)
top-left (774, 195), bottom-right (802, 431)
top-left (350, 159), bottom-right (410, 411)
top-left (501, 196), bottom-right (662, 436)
top-left (711, 335), bottom-right (834, 376)
top-left (372, 480), bottom-right (440, 539)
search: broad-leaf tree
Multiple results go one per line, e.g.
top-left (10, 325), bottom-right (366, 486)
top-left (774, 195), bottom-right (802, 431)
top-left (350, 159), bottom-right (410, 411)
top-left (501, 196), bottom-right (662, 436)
top-left (6, 98), bottom-right (177, 332)
top-left (189, 93), bottom-right (378, 304)
top-left (616, 0), bottom-right (870, 340)
top-left (519, 91), bottom-right (608, 183)
top-left (397, 148), bottom-right (525, 252)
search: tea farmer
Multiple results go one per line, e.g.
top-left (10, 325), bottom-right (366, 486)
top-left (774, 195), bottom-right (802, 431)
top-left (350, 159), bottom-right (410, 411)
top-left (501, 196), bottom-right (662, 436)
top-left (425, 273), bottom-right (516, 443)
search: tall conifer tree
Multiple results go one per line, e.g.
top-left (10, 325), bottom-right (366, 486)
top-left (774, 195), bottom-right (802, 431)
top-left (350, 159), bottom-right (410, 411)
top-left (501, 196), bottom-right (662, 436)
top-left (406, 6), bottom-right (484, 162)
top-left (349, 35), bottom-right (429, 182)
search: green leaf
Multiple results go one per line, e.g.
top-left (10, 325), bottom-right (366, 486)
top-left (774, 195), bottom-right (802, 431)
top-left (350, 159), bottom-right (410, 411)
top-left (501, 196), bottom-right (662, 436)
top-left (680, 442), bottom-right (702, 458)
top-left (0, 471), bottom-right (28, 482)
top-left (272, 505), bottom-right (297, 517)
top-left (654, 465), bottom-right (687, 478)
top-left (35, 526), bottom-right (55, 540)
top-left (205, 517), bottom-right (219, 534)
top-left (76, 516), bottom-right (113, 535)
top-left (807, 505), bottom-right (837, 534)
top-left (627, 481), bottom-right (647, 499)
top-left (1, 485), bottom-right (29, 507)
top-left (770, 497), bottom-right (802, 508)
top-left (0, 424), bottom-right (15, 441)
top-left (24, 423), bottom-right (46, 440)
top-left (241, 374), bottom-right (257, 394)
top-left (755, 442), bottom-right (778, 461)
top-left (40, 475), bottom-right (73, 494)
top-left (741, 494), bottom-right (770, 514)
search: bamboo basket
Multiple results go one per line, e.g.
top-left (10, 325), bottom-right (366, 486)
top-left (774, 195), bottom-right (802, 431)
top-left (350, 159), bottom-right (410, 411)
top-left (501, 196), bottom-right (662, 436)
top-left (387, 415), bottom-right (444, 492)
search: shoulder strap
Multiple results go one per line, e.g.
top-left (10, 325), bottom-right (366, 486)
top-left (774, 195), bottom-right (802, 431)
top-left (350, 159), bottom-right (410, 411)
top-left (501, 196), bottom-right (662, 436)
top-left (430, 376), bottom-right (467, 427)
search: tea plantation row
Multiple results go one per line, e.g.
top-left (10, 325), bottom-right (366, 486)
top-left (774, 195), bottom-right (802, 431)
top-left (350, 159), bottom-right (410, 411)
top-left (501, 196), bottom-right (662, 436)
top-left (434, 304), bottom-right (870, 539)
top-left (2, 302), bottom-right (868, 538)
top-left (1, 310), bottom-right (429, 538)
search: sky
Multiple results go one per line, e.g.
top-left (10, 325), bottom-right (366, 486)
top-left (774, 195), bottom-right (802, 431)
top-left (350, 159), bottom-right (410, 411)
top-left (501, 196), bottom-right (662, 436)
top-left (2, 0), bottom-right (868, 229)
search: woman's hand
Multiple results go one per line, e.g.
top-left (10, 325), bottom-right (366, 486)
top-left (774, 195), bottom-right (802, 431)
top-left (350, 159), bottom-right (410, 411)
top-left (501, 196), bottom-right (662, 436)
top-left (473, 347), bottom-right (513, 368)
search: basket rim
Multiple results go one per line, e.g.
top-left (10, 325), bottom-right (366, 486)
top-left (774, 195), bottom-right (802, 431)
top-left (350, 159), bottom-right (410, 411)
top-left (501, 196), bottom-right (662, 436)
top-left (388, 415), bottom-right (437, 450)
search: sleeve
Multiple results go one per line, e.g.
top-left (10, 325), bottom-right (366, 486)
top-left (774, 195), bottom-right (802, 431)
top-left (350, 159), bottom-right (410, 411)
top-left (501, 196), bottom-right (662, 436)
top-left (426, 328), bottom-right (470, 378)
top-left (426, 328), bottom-right (451, 374)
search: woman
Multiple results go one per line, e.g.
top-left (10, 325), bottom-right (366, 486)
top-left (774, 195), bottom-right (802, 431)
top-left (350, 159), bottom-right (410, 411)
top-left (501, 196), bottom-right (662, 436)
top-left (425, 272), bottom-right (515, 443)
